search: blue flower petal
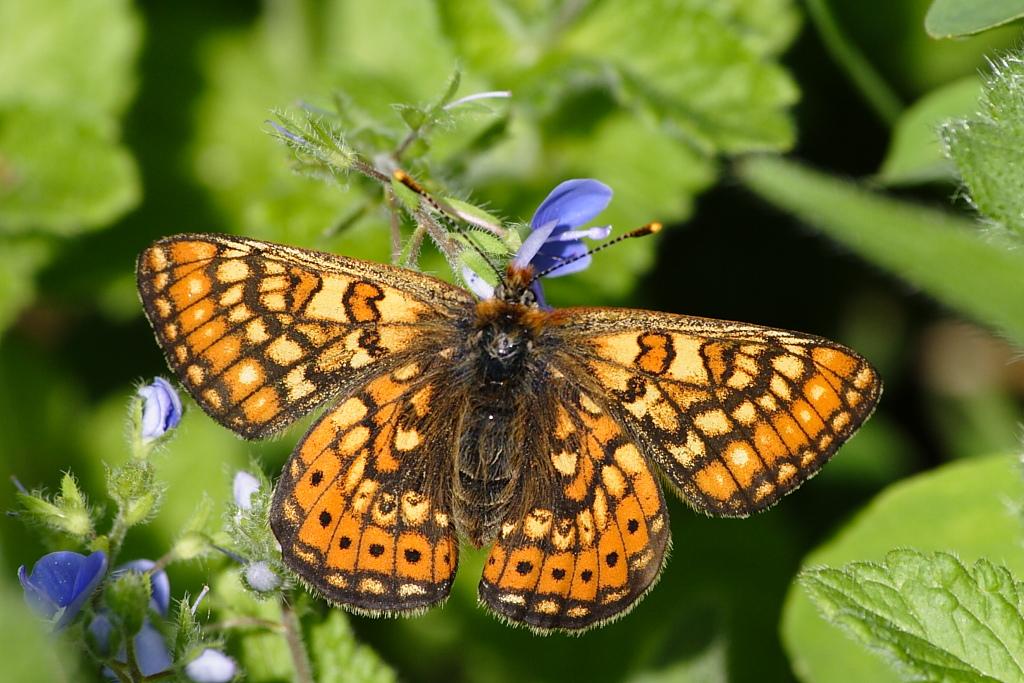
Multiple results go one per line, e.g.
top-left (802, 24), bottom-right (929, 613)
top-left (138, 377), bottom-right (182, 441)
top-left (19, 550), bottom-right (107, 629)
top-left (530, 235), bottom-right (592, 277)
top-left (116, 560), bottom-right (171, 616)
top-left (530, 179), bottom-right (612, 232)
top-left (185, 649), bottom-right (237, 683)
top-left (88, 611), bottom-right (114, 655)
top-left (511, 220), bottom-right (560, 271)
top-left (135, 621), bottom-right (173, 676)
top-left (517, 179), bottom-right (614, 279)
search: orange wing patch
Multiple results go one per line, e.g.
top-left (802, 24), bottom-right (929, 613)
top-left (270, 359), bottom-right (461, 613)
top-left (552, 310), bottom-right (882, 517)
top-left (136, 233), bottom-right (470, 438)
top-left (478, 384), bottom-right (669, 631)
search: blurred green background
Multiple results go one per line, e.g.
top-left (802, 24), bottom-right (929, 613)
top-left (3, 0), bottom-right (1024, 681)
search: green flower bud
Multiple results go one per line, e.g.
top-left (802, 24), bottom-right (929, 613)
top-left (105, 570), bottom-right (151, 637)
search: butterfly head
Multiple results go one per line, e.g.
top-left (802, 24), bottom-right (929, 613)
top-left (471, 264), bottom-right (551, 377)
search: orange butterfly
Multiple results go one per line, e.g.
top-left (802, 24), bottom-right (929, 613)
top-left (136, 179), bottom-right (880, 631)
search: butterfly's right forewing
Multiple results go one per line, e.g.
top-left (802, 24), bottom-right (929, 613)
top-left (136, 234), bottom-right (472, 439)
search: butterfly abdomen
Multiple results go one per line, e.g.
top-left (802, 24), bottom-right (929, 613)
top-left (453, 389), bottom-right (521, 547)
top-left (452, 299), bottom-right (551, 546)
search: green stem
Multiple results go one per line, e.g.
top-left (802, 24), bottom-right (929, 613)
top-left (105, 660), bottom-right (133, 683)
top-left (107, 510), bottom-right (129, 564)
top-left (124, 636), bottom-right (143, 682)
top-left (280, 596), bottom-right (314, 683)
top-left (803, 0), bottom-right (903, 126)
top-left (149, 547), bottom-right (177, 575)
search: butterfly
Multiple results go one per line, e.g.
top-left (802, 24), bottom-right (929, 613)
top-left (136, 185), bottom-right (880, 632)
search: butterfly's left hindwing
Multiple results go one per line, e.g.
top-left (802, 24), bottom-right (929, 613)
top-left (136, 234), bottom-right (471, 438)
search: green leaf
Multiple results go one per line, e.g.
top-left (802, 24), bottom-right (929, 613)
top-left (0, 102), bottom-right (139, 234)
top-left (0, 566), bottom-right (78, 680)
top-left (559, 0), bottom-right (800, 153)
top-left (802, 550), bottom-right (1024, 682)
top-left (783, 454), bottom-right (1024, 683)
top-left (736, 156), bottom-right (1024, 348)
top-left (546, 112), bottom-right (715, 304)
top-left (926, 0), bottom-right (1024, 38)
top-left (309, 611), bottom-right (397, 683)
top-left (0, 0), bottom-right (140, 234)
top-left (210, 570), bottom-right (293, 682)
top-left (0, 0), bottom-right (140, 115)
top-left (877, 77), bottom-right (981, 186)
top-left (941, 54), bottom-right (1024, 239)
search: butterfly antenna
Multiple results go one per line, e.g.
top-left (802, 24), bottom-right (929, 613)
top-left (529, 222), bottom-right (662, 284)
top-left (393, 170), bottom-right (505, 282)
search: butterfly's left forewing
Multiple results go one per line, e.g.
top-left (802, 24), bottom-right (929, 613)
top-left (548, 308), bottom-right (882, 517)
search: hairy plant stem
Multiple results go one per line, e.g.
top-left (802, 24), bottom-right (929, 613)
top-left (386, 187), bottom-right (403, 265)
top-left (280, 596), bottom-right (314, 683)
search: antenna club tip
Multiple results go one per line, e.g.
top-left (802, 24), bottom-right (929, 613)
top-left (393, 169), bottom-right (425, 194)
top-left (626, 222), bottom-right (662, 238)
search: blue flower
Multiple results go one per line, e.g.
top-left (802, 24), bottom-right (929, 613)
top-left (90, 613), bottom-right (173, 677)
top-left (19, 550), bottom-right (107, 629)
top-left (513, 178), bottom-right (613, 278)
top-left (90, 558), bottom-right (172, 678)
top-left (185, 648), bottom-right (237, 682)
top-left (138, 377), bottom-right (182, 441)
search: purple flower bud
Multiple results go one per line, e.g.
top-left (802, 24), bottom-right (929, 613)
top-left (138, 377), bottom-right (182, 441)
top-left (18, 550), bottom-right (107, 629)
top-left (244, 561), bottom-right (281, 592)
top-left (233, 471), bottom-right (261, 510)
top-left (185, 649), bottom-right (237, 682)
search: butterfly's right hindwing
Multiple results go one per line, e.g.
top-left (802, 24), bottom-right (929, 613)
top-left (271, 355), bottom-right (462, 614)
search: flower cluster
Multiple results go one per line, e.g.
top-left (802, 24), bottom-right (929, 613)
top-left (15, 379), bottom-right (236, 682)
